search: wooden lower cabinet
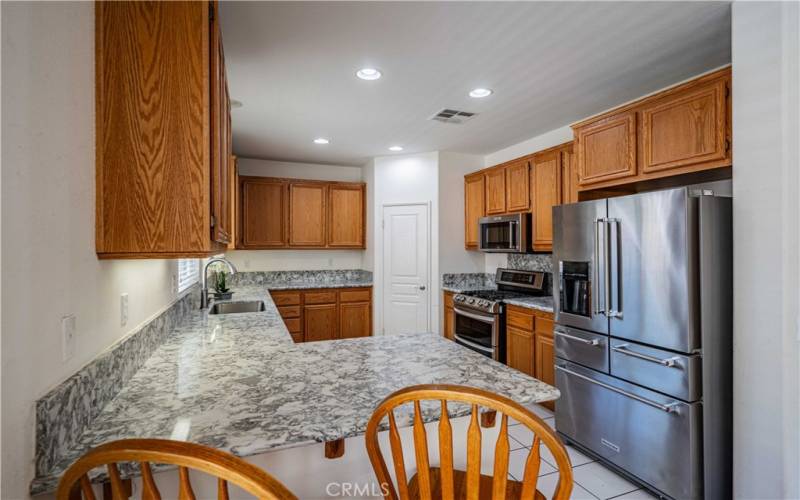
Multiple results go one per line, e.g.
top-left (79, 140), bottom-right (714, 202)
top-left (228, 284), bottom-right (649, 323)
top-left (339, 302), bottom-right (371, 339)
top-left (271, 287), bottom-right (372, 343)
top-left (507, 326), bottom-right (534, 375)
top-left (304, 303), bottom-right (338, 342)
top-left (443, 291), bottom-right (455, 340)
top-left (505, 305), bottom-right (556, 409)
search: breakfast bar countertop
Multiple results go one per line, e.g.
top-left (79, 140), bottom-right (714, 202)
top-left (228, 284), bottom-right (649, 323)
top-left (31, 284), bottom-right (560, 495)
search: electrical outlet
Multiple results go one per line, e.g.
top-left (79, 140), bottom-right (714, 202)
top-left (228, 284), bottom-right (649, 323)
top-left (171, 274), bottom-right (178, 294)
top-left (328, 257), bottom-right (333, 267)
top-left (61, 315), bottom-right (76, 362)
top-left (120, 293), bottom-right (129, 327)
top-left (244, 259), bottom-right (251, 269)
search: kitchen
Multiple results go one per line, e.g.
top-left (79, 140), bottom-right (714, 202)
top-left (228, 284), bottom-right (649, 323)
top-left (2, 2), bottom-right (798, 500)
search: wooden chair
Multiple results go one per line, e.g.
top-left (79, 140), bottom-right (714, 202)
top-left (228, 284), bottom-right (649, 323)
top-left (56, 438), bottom-right (297, 500)
top-left (365, 384), bottom-right (573, 500)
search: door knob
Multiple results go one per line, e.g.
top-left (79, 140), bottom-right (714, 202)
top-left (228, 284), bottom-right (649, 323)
top-left (419, 285), bottom-right (426, 291)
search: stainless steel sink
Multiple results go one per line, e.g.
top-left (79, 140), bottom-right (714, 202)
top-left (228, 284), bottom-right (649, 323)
top-left (208, 301), bottom-right (266, 315)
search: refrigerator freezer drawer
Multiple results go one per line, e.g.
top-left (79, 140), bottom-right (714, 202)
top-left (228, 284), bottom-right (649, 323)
top-left (555, 361), bottom-right (703, 500)
top-left (609, 338), bottom-right (702, 402)
top-left (554, 325), bottom-right (609, 373)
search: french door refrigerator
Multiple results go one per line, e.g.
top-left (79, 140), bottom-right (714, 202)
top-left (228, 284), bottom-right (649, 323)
top-left (552, 186), bottom-right (732, 500)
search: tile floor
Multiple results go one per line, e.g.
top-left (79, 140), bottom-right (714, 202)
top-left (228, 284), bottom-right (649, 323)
top-left (509, 404), bottom-right (660, 500)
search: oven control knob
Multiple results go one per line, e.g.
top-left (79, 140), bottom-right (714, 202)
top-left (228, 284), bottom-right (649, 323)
top-left (468, 298), bottom-right (476, 304)
top-left (479, 300), bottom-right (489, 307)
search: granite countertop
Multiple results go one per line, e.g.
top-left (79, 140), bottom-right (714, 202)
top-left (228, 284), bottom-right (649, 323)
top-left (504, 296), bottom-right (555, 314)
top-left (31, 281), bottom-right (559, 494)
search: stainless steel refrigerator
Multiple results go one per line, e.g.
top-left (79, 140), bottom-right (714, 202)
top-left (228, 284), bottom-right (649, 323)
top-left (552, 185), bottom-right (732, 500)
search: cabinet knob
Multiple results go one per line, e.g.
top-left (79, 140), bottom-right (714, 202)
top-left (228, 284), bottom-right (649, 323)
top-left (419, 285), bottom-right (426, 291)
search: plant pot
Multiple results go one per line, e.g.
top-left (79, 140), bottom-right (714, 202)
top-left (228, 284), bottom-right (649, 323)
top-left (213, 291), bottom-right (233, 300)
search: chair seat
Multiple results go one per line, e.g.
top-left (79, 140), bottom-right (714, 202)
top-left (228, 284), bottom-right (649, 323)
top-left (408, 467), bottom-right (545, 500)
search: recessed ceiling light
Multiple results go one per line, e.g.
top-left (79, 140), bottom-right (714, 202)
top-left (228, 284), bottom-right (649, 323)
top-left (230, 99), bottom-right (243, 109)
top-left (313, 138), bottom-right (330, 145)
top-left (469, 88), bottom-right (493, 98)
top-left (356, 68), bottom-right (382, 81)
top-left (388, 146), bottom-right (403, 152)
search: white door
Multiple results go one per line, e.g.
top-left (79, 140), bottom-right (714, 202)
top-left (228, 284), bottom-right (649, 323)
top-left (382, 204), bottom-right (429, 334)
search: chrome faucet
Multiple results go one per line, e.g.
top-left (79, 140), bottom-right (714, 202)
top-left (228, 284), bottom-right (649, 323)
top-left (200, 257), bottom-right (238, 309)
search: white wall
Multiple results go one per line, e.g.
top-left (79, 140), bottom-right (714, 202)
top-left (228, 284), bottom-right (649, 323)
top-left (369, 152), bottom-right (439, 335)
top-left (731, 3), bottom-right (799, 498)
top-left (229, 158), bottom-right (365, 271)
top-left (237, 158), bottom-right (362, 182)
top-left (483, 125), bottom-right (573, 168)
top-left (438, 152), bottom-right (485, 275)
top-left (1, 3), bottom-right (186, 498)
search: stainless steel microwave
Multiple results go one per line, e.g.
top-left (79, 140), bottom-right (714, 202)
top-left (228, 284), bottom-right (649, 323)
top-left (478, 213), bottom-right (530, 253)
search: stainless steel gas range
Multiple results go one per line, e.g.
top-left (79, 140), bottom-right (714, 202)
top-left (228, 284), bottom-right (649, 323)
top-left (552, 185), bottom-right (732, 500)
top-left (452, 268), bottom-right (548, 362)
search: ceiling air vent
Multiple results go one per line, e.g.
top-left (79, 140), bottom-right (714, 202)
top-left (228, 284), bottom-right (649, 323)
top-left (430, 109), bottom-right (476, 124)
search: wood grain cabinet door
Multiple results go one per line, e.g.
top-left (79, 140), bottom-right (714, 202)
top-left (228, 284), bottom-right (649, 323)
top-left (531, 150), bottom-right (562, 251)
top-left (339, 302), bottom-right (371, 338)
top-left (505, 160), bottom-right (530, 212)
top-left (506, 326), bottom-right (534, 376)
top-left (304, 303), bottom-right (337, 342)
top-left (464, 174), bottom-right (485, 248)
top-left (328, 184), bottom-right (365, 248)
top-left (560, 145), bottom-right (578, 205)
top-left (484, 168), bottom-right (507, 215)
top-left (534, 334), bottom-right (555, 409)
top-left (575, 110), bottom-right (637, 186)
top-left (640, 79), bottom-right (729, 174)
top-left (289, 183), bottom-right (327, 247)
top-left (241, 178), bottom-right (286, 248)
top-left (210, 15), bottom-right (232, 246)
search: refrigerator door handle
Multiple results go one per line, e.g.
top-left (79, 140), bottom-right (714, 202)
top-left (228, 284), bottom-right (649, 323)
top-left (593, 218), bottom-right (606, 316)
top-left (607, 218), bottom-right (623, 318)
top-left (611, 343), bottom-right (680, 367)
top-left (556, 365), bottom-right (680, 413)
top-left (555, 329), bottom-right (601, 346)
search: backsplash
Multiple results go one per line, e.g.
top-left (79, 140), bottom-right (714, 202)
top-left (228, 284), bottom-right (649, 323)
top-left (228, 269), bottom-right (372, 287)
top-left (34, 285), bottom-right (199, 476)
top-left (441, 273), bottom-right (496, 292)
top-left (507, 253), bottom-right (553, 273)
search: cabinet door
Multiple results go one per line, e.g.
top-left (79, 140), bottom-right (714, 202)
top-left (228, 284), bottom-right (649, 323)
top-left (484, 168), bottom-right (507, 215)
top-left (575, 111), bottom-right (637, 186)
top-left (210, 10), bottom-right (231, 245)
top-left (339, 302), bottom-right (371, 338)
top-left (464, 174), bottom-right (485, 248)
top-left (304, 303), bottom-right (337, 342)
top-left (561, 145), bottom-right (579, 205)
top-left (505, 160), bottom-right (530, 212)
top-left (507, 325), bottom-right (534, 376)
top-left (532, 150), bottom-right (562, 251)
top-left (640, 79), bottom-right (729, 174)
top-left (289, 183), bottom-right (326, 247)
top-left (229, 156), bottom-right (239, 249)
top-left (328, 184), bottom-right (365, 248)
top-left (444, 307), bottom-right (454, 340)
top-left (241, 178), bottom-right (286, 248)
top-left (535, 334), bottom-right (556, 410)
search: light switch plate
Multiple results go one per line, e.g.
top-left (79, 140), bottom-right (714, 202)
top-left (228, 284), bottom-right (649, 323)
top-left (61, 315), bottom-right (76, 362)
top-left (120, 293), bottom-right (129, 327)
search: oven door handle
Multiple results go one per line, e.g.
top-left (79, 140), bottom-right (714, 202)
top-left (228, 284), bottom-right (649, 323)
top-left (453, 307), bottom-right (495, 324)
top-left (454, 334), bottom-right (495, 354)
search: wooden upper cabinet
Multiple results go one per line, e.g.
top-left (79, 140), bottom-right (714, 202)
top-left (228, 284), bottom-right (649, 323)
top-left (505, 160), bottom-right (530, 212)
top-left (531, 149), bottom-right (562, 251)
top-left (485, 168), bottom-right (507, 215)
top-left (561, 145), bottom-right (579, 205)
top-left (464, 173), bottom-right (485, 249)
top-left (210, 10), bottom-right (231, 246)
top-left (95, 1), bottom-right (231, 258)
top-left (640, 77), bottom-right (729, 174)
top-left (574, 110), bottom-right (637, 186)
top-left (328, 184), bottom-right (365, 248)
top-left (240, 177), bottom-right (286, 248)
top-left (289, 183), bottom-right (327, 247)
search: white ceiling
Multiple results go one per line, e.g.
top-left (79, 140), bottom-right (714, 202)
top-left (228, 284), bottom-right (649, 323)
top-left (220, 1), bottom-right (731, 167)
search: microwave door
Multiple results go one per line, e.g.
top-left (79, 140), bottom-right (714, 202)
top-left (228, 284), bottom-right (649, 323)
top-left (553, 199), bottom-right (609, 334)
